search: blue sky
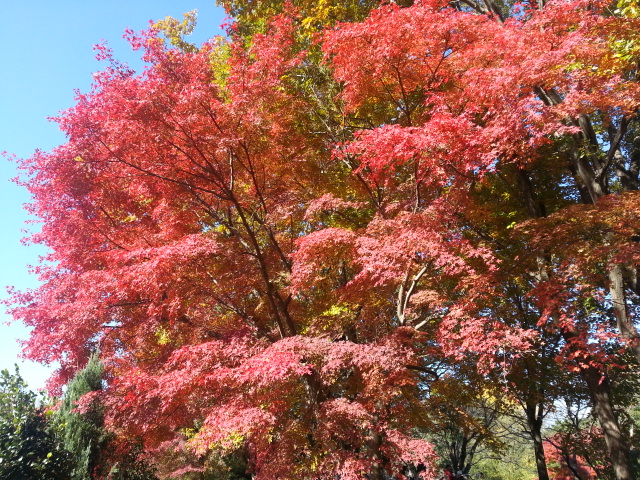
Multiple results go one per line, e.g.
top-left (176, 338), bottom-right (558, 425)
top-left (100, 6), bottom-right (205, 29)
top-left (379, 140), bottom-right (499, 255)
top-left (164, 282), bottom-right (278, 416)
top-left (0, 1), bottom-right (225, 391)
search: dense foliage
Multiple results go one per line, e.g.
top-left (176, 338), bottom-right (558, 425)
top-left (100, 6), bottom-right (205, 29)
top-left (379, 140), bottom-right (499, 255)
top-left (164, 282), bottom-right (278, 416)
top-left (0, 368), bottom-right (70, 480)
top-left (8, 0), bottom-right (640, 478)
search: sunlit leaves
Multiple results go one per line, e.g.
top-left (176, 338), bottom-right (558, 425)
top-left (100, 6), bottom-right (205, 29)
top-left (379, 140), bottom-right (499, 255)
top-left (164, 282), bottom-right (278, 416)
top-left (9, 0), bottom-right (640, 478)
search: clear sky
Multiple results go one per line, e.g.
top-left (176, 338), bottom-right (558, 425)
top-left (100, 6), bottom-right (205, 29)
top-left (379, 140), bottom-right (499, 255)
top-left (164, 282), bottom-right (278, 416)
top-left (0, 1), bottom-right (225, 391)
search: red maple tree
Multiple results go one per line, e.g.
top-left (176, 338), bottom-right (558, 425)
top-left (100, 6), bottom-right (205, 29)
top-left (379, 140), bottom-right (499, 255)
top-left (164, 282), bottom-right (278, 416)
top-left (9, 0), bottom-right (640, 478)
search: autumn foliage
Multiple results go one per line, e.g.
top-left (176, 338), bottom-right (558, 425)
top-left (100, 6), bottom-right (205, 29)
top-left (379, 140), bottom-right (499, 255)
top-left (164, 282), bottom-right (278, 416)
top-left (8, 0), bottom-right (640, 478)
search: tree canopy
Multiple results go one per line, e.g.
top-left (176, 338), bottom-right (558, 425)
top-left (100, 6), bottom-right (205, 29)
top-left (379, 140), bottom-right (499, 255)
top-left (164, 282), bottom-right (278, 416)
top-left (8, 0), bottom-right (640, 478)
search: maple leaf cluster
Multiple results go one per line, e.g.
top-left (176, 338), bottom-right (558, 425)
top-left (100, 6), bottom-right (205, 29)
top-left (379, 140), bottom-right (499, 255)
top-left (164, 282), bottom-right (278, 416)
top-left (8, 0), bottom-right (640, 478)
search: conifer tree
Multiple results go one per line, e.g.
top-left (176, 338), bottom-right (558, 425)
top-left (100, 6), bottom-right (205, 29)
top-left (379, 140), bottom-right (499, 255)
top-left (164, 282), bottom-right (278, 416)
top-left (57, 355), bottom-right (157, 480)
top-left (57, 354), bottom-right (104, 480)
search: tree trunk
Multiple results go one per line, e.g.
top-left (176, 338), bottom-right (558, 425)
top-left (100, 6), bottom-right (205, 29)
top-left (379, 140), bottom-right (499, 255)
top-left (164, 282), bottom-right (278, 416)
top-left (525, 401), bottom-right (550, 480)
top-left (609, 263), bottom-right (640, 363)
top-left (368, 428), bottom-right (384, 480)
top-left (581, 366), bottom-right (634, 480)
